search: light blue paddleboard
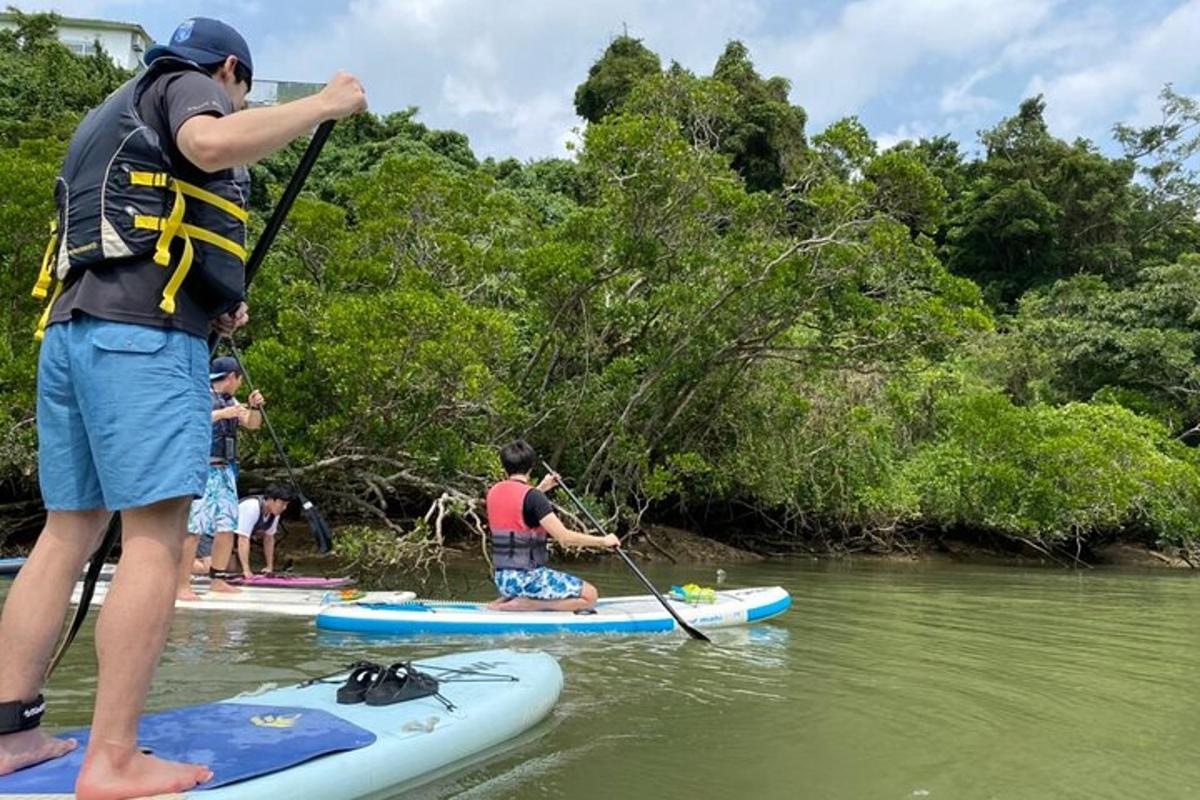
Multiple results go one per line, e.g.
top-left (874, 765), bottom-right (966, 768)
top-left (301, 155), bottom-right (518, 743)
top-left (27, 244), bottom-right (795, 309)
top-left (0, 557), bottom-right (25, 577)
top-left (317, 585), bottom-right (792, 636)
top-left (0, 648), bottom-right (561, 799)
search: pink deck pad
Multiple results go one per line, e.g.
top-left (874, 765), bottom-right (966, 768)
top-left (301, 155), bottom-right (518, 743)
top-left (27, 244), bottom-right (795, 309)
top-left (228, 574), bottom-right (355, 589)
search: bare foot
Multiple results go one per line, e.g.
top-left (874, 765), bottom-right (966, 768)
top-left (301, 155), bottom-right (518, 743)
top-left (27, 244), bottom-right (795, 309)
top-left (176, 589), bottom-right (200, 602)
top-left (208, 579), bottom-right (240, 594)
top-left (490, 597), bottom-right (546, 612)
top-left (0, 728), bottom-right (77, 776)
top-left (491, 597), bottom-right (589, 613)
top-left (486, 597), bottom-right (514, 610)
top-left (75, 743), bottom-right (211, 800)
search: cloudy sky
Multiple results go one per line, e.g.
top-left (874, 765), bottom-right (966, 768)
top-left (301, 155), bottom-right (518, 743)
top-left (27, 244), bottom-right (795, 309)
top-left (18, 0), bottom-right (1200, 161)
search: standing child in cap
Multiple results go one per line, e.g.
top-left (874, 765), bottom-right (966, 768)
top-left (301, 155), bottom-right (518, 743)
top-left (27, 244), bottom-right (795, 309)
top-left (176, 355), bottom-right (264, 600)
top-left (0, 16), bottom-right (366, 799)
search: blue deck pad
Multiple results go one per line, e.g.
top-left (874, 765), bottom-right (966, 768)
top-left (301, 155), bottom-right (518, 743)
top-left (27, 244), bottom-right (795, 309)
top-left (0, 703), bottom-right (376, 794)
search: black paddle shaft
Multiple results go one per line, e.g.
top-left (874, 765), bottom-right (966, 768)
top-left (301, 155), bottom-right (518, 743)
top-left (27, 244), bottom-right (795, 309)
top-left (541, 462), bottom-right (711, 643)
top-left (47, 122), bottom-right (339, 678)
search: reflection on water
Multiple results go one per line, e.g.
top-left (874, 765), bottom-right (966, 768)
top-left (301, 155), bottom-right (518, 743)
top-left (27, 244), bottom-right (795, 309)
top-left (8, 559), bottom-right (1200, 799)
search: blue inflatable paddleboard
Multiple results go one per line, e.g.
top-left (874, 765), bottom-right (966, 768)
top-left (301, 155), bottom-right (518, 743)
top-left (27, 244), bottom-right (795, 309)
top-left (0, 648), bottom-right (562, 799)
top-left (0, 557), bottom-right (25, 577)
top-left (317, 585), bottom-right (792, 636)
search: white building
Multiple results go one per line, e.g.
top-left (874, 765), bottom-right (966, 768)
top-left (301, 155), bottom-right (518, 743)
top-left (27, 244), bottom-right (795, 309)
top-left (1, 11), bottom-right (323, 107)
top-left (0, 12), bottom-right (152, 71)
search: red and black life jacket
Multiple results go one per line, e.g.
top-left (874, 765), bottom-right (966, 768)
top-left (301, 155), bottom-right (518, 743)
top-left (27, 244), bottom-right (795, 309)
top-left (486, 480), bottom-right (548, 571)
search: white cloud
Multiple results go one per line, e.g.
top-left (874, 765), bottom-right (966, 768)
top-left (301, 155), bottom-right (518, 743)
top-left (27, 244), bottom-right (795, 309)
top-left (255, 0), bottom-right (768, 160)
top-left (751, 0), bottom-right (1058, 126)
top-left (940, 67), bottom-right (1000, 115)
top-left (1027, 0), bottom-right (1200, 140)
top-left (14, 0), bottom-right (1200, 163)
top-left (876, 121), bottom-right (936, 150)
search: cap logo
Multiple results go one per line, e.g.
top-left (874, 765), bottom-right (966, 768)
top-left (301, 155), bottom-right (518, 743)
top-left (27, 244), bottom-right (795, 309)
top-left (173, 19), bottom-right (195, 43)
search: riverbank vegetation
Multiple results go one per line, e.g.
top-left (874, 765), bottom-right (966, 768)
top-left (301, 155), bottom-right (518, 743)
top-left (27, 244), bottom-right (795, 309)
top-left (1, 13), bottom-right (1198, 562)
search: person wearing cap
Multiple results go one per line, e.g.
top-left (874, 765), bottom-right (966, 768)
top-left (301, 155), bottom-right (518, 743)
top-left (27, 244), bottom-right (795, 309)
top-left (176, 355), bottom-right (264, 601)
top-left (0, 15), bottom-right (366, 798)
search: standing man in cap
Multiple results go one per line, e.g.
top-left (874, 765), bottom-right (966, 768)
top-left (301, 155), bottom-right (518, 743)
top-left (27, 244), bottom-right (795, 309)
top-left (177, 355), bottom-right (264, 601)
top-left (0, 16), bottom-right (366, 799)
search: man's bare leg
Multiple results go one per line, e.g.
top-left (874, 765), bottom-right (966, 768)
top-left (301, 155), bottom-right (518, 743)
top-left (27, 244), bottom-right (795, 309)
top-left (0, 509), bottom-right (109, 775)
top-left (176, 534), bottom-right (200, 601)
top-left (207, 531), bottom-right (238, 593)
top-left (75, 496), bottom-right (211, 800)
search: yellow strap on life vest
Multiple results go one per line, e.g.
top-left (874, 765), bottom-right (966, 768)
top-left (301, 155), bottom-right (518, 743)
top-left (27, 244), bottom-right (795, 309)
top-left (158, 228), bottom-right (194, 314)
top-left (180, 224), bottom-right (248, 261)
top-left (175, 179), bottom-right (249, 222)
top-left (33, 280), bottom-right (64, 342)
top-left (133, 218), bottom-right (247, 263)
top-left (131, 172), bottom-right (248, 223)
top-left (31, 220), bottom-right (59, 300)
top-left (127, 171), bottom-right (248, 315)
top-left (152, 181), bottom-right (186, 267)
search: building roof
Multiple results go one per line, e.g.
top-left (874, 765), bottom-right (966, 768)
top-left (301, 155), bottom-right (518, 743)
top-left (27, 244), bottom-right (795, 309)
top-left (0, 11), bottom-right (152, 43)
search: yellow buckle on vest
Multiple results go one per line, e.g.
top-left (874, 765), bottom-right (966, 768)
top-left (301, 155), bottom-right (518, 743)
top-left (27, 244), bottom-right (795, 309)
top-left (31, 220), bottom-right (59, 301)
top-left (129, 171), bottom-right (169, 188)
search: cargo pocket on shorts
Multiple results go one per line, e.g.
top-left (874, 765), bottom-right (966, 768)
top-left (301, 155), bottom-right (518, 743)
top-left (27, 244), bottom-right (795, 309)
top-left (90, 325), bottom-right (169, 357)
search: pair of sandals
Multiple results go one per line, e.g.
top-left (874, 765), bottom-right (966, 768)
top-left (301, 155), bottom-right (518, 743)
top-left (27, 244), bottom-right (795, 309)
top-left (336, 661), bottom-right (449, 709)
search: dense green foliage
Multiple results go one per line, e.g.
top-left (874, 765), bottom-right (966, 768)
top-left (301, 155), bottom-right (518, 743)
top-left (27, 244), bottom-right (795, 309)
top-left (2, 16), bottom-right (1199, 555)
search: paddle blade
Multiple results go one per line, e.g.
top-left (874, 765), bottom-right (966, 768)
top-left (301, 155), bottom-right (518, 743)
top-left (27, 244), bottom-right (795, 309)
top-left (301, 498), bottom-right (334, 553)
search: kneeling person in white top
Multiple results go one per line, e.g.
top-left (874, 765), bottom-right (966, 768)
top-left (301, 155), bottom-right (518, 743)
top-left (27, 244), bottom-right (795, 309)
top-left (233, 485), bottom-right (294, 578)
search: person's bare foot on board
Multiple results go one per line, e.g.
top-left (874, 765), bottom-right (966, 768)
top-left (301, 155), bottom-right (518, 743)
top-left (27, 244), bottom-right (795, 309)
top-left (208, 578), bottom-right (239, 594)
top-left (0, 728), bottom-right (77, 775)
top-left (75, 742), bottom-right (211, 800)
top-left (176, 588), bottom-right (201, 602)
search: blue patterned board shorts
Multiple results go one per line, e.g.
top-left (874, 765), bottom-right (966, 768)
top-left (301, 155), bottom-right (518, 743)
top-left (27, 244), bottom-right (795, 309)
top-left (187, 463), bottom-right (238, 536)
top-left (494, 566), bottom-right (584, 600)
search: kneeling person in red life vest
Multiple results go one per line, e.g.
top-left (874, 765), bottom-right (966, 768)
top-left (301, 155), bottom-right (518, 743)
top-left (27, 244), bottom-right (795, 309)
top-left (486, 440), bottom-right (619, 612)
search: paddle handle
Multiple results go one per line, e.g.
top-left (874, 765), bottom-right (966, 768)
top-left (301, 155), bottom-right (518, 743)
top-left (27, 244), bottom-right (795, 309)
top-left (541, 462), bottom-right (711, 643)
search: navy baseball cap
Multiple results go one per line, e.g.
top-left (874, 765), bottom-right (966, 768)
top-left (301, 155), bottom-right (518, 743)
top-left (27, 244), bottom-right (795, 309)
top-left (209, 356), bottom-right (243, 381)
top-left (145, 17), bottom-right (253, 76)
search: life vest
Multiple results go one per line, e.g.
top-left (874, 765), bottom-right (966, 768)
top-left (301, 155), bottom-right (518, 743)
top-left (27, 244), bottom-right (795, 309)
top-left (31, 57), bottom-right (250, 340)
top-left (486, 480), bottom-right (549, 571)
top-left (246, 496), bottom-right (277, 535)
top-left (210, 390), bottom-right (238, 464)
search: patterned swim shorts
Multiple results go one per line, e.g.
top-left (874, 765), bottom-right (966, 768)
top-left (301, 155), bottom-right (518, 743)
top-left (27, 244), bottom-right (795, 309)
top-left (494, 566), bottom-right (584, 600)
top-left (186, 463), bottom-right (238, 536)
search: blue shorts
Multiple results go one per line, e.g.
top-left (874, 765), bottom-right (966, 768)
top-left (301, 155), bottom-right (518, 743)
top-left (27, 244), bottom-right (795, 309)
top-left (37, 316), bottom-right (209, 512)
top-left (494, 566), bottom-right (584, 600)
top-left (187, 464), bottom-right (238, 536)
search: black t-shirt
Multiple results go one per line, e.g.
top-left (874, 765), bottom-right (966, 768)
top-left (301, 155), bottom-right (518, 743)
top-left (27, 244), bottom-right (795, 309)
top-left (522, 488), bottom-right (553, 529)
top-left (48, 71), bottom-right (233, 338)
